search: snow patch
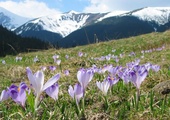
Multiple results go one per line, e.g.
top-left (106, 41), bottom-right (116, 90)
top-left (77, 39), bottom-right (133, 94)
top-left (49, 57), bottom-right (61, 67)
top-left (0, 7), bottom-right (31, 30)
top-left (130, 7), bottom-right (170, 25)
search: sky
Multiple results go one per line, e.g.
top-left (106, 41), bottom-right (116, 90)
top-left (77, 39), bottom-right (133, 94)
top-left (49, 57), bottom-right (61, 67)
top-left (0, 0), bottom-right (170, 18)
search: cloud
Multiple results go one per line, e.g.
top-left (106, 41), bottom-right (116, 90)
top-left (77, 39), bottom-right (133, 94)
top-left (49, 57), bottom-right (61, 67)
top-left (83, 0), bottom-right (170, 13)
top-left (83, 0), bottom-right (112, 13)
top-left (0, 0), bottom-right (61, 18)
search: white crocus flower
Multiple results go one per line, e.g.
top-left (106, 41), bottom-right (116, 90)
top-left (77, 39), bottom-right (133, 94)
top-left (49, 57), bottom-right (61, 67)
top-left (96, 80), bottom-right (110, 96)
top-left (26, 67), bottom-right (60, 110)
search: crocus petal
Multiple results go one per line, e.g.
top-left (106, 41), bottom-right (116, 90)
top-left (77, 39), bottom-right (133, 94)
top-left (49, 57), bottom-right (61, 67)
top-left (0, 90), bottom-right (10, 102)
top-left (9, 84), bottom-right (18, 91)
top-left (151, 65), bottom-right (160, 72)
top-left (130, 71), bottom-right (138, 87)
top-left (26, 67), bottom-right (37, 90)
top-left (64, 70), bottom-right (70, 76)
top-left (42, 74), bottom-right (60, 91)
top-left (137, 70), bottom-right (148, 88)
top-left (74, 83), bottom-right (84, 103)
top-left (77, 69), bottom-right (94, 89)
top-left (106, 76), bottom-right (119, 86)
top-left (18, 88), bottom-right (27, 107)
top-left (77, 69), bottom-right (84, 83)
top-left (45, 84), bottom-right (59, 101)
top-left (56, 60), bottom-right (61, 65)
top-left (96, 80), bottom-right (110, 96)
top-left (10, 88), bottom-right (26, 107)
top-left (68, 85), bottom-right (74, 99)
top-left (20, 82), bottom-right (27, 89)
top-left (130, 67), bottom-right (148, 89)
top-left (68, 83), bottom-right (84, 104)
top-left (34, 71), bottom-right (44, 94)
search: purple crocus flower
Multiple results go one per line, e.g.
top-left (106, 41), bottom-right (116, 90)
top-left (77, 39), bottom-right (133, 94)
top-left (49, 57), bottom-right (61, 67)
top-left (64, 70), bottom-right (70, 76)
top-left (105, 55), bottom-right (111, 61)
top-left (68, 83), bottom-right (84, 105)
top-left (65, 55), bottom-right (69, 59)
top-left (78, 52), bottom-right (83, 57)
top-left (129, 52), bottom-right (136, 56)
top-left (151, 64), bottom-right (160, 72)
top-left (33, 56), bottom-right (39, 63)
top-left (130, 65), bottom-right (148, 89)
top-left (49, 66), bottom-right (56, 71)
top-left (106, 76), bottom-right (119, 86)
top-left (98, 65), bottom-right (112, 74)
top-left (99, 56), bottom-right (105, 61)
top-left (91, 65), bottom-right (99, 73)
top-left (40, 66), bottom-right (47, 71)
top-left (129, 65), bottom-right (148, 102)
top-left (96, 80), bottom-right (110, 96)
top-left (9, 82), bottom-right (28, 107)
top-left (26, 67), bottom-right (60, 109)
top-left (53, 54), bottom-right (59, 59)
top-left (118, 68), bottom-right (131, 84)
top-left (56, 59), bottom-right (61, 65)
top-left (45, 83), bottom-right (59, 101)
top-left (108, 66), bottom-right (121, 76)
top-left (126, 59), bottom-right (140, 70)
top-left (52, 54), bottom-right (59, 63)
top-left (144, 63), bottom-right (152, 71)
top-left (0, 82), bottom-right (28, 108)
top-left (77, 68), bottom-right (94, 90)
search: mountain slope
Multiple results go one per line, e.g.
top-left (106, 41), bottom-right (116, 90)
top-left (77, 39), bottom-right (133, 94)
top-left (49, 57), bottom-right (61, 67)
top-left (14, 11), bottom-right (107, 37)
top-left (125, 7), bottom-right (170, 26)
top-left (0, 7), bottom-right (30, 30)
top-left (13, 7), bottom-right (170, 46)
top-left (58, 16), bottom-right (155, 47)
top-left (58, 7), bottom-right (170, 47)
top-left (14, 11), bottom-right (109, 43)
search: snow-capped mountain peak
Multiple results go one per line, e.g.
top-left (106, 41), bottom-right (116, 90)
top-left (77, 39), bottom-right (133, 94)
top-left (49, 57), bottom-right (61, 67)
top-left (124, 7), bottom-right (170, 25)
top-left (0, 7), bottom-right (31, 30)
top-left (5, 6), bottom-right (169, 44)
top-left (15, 12), bottom-right (106, 37)
top-left (97, 10), bottom-right (129, 21)
top-left (66, 10), bottom-right (79, 14)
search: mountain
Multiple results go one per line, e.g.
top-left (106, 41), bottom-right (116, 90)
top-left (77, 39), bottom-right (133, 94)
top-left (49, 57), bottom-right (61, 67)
top-left (0, 7), bottom-right (30, 30)
top-left (14, 11), bottom-right (108, 43)
top-left (125, 7), bottom-right (170, 26)
top-left (0, 25), bottom-right (49, 57)
top-left (58, 16), bottom-right (155, 47)
top-left (1, 7), bottom-right (170, 48)
top-left (58, 7), bottom-right (170, 47)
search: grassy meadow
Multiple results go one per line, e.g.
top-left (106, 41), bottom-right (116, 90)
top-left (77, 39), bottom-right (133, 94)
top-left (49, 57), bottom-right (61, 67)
top-left (1, 30), bottom-right (170, 119)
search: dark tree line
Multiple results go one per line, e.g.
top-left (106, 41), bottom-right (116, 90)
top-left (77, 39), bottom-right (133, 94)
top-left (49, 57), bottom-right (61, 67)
top-left (0, 25), bottom-right (50, 56)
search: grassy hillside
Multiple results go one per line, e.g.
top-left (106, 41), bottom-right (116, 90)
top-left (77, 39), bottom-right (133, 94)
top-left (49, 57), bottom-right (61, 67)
top-left (1, 30), bottom-right (170, 119)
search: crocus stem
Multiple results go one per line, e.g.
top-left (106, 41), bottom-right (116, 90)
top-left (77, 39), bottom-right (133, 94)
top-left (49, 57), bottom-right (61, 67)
top-left (82, 97), bottom-right (85, 115)
top-left (137, 89), bottom-right (140, 101)
top-left (76, 100), bottom-right (81, 117)
top-left (82, 90), bottom-right (86, 112)
top-left (104, 95), bottom-right (109, 111)
top-left (136, 88), bottom-right (140, 109)
top-left (34, 94), bottom-right (40, 111)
